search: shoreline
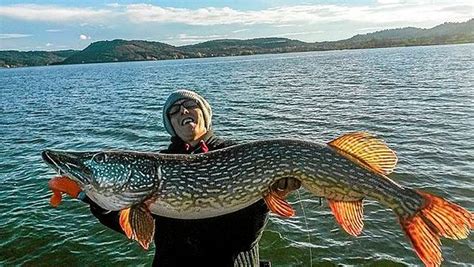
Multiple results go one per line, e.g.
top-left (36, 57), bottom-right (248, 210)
top-left (2, 41), bottom-right (473, 69)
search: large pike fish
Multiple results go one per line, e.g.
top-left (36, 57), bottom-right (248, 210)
top-left (42, 132), bottom-right (472, 266)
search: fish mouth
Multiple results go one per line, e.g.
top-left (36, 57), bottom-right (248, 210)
top-left (42, 149), bottom-right (93, 184)
top-left (42, 150), bottom-right (64, 175)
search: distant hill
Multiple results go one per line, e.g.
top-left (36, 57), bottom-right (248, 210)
top-left (180, 38), bottom-right (312, 56)
top-left (61, 39), bottom-right (191, 65)
top-left (1, 19), bottom-right (472, 68)
top-left (0, 50), bottom-right (77, 68)
top-left (340, 19), bottom-right (474, 48)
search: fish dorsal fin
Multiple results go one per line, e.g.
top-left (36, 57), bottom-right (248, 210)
top-left (328, 132), bottom-right (398, 175)
top-left (119, 205), bottom-right (155, 250)
top-left (263, 190), bottom-right (295, 217)
top-left (328, 199), bottom-right (364, 236)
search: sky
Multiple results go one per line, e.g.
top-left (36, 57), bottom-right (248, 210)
top-left (0, 0), bottom-right (472, 51)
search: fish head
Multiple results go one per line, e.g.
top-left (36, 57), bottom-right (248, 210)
top-left (42, 149), bottom-right (158, 194)
top-left (42, 149), bottom-right (96, 186)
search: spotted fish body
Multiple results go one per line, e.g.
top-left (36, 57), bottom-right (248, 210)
top-left (150, 139), bottom-right (422, 220)
top-left (42, 133), bottom-right (473, 266)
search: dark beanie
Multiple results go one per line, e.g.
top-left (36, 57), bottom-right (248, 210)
top-left (162, 90), bottom-right (212, 136)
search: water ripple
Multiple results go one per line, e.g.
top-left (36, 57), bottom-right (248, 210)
top-left (1, 44), bottom-right (473, 266)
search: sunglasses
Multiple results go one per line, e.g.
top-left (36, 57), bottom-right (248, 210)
top-left (168, 99), bottom-right (199, 116)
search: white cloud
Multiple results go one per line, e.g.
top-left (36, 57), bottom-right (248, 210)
top-left (166, 33), bottom-right (229, 45)
top-left (121, 2), bottom-right (474, 26)
top-left (174, 33), bottom-right (226, 42)
top-left (46, 43), bottom-right (53, 47)
top-left (377, 0), bottom-right (403, 4)
top-left (106, 3), bottom-right (121, 8)
top-left (123, 5), bottom-right (339, 25)
top-left (274, 24), bottom-right (301, 28)
top-left (0, 4), bottom-right (114, 22)
top-left (356, 26), bottom-right (388, 33)
top-left (277, 31), bottom-right (325, 37)
top-left (0, 33), bottom-right (31, 39)
top-left (79, 34), bottom-right (91, 40)
top-left (46, 29), bottom-right (62, 32)
top-left (232, 29), bottom-right (249, 33)
top-left (0, 2), bottom-right (472, 26)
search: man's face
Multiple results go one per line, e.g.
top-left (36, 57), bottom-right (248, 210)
top-left (169, 99), bottom-right (207, 143)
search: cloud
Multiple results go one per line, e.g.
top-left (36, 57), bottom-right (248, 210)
top-left (46, 29), bottom-right (62, 32)
top-left (1, 2), bottom-right (472, 26)
top-left (122, 2), bottom-right (473, 25)
top-left (79, 34), bottom-right (91, 40)
top-left (123, 5), bottom-right (341, 25)
top-left (355, 26), bottom-right (389, 34)
top-left (277, 31), bottom-right (325, 37)
top-left (440, 4), bottom-right (474, 14)
top-left (274, 24), bottom-right (301, 28)
top-left (105, 3), bottom-right (121, 8)
top-left (377, 0), bottom-right (403, 4)
top-left (172, 33), bottom-right (226, 43)
top-left (0, 33), bottom-right (31, 39)
top-left (0, 4), bottom-right (114, 22)
top-left (166, 33), bottom-right (231, 45)
top-left (232, 29), bottom-right (249, 33)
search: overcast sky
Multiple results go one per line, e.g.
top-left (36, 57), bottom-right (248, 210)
top-left (0, 0), bottom-right (472, 51)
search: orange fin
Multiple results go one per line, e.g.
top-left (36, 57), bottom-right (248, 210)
top-left (48, 176), bottom-right (81, 197)
top-left (328, 132), bottom-right (398, 175)
top-left (417, 191), bottom-right (472, 239)
top-left (328, 199), bottom-right (364, 236)
top-left (48, 176), bottom-right (81, 207)
top-left (50, 190), bottom-right (63, 207)
top-left (263, 190), bottom-right (295, 217)
top-left (119, 208), bottom-right (134, 239)
top-left (119, 205), bottom-right (155, 250)
top-left (400, 191), bottom-right (473, 266)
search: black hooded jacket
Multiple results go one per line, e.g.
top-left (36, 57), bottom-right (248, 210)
top-left (84, 131), bottom-right (269, 266)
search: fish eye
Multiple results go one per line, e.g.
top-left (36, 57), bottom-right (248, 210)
top-left (94, 153), bottom-right (107, 163)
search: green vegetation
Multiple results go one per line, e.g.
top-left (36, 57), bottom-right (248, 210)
top-left (180, 38), bottom-right (311, 56)
top-left (1, 19), bottom-right (472, 68)
top-left (61, 39), bottom-right (189, 65)
top-left (0, 50), bottom-right (77, 68)
top-left (335, 19), bottom-right (474, 49)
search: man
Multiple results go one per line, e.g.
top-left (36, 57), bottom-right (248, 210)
top-left (52, 89), bottom-right (300, 266)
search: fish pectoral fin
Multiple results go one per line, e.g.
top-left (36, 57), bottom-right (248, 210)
top-left (119, 208), bottom-right (134, 239)
top-left (119, 205), bottom-right (155, 250)
top-left (263, 190), bottom-right (295, 217)
top-left (328, 199), bottom-right (364, 236)
top-left (328, 132), bottom-right (398, 176)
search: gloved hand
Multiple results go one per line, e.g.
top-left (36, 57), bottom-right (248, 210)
top-left (271, 177), bottom-right (301, 198)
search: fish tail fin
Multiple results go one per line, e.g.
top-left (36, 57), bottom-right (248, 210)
top-left (399, 191), bottom-right (473, 266)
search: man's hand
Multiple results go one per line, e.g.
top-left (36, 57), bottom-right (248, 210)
top-left (271, 177), bottom-right (301, 198)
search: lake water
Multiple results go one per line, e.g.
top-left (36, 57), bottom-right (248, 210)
top-left (1, 44), bottom-right (473, 266)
